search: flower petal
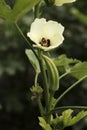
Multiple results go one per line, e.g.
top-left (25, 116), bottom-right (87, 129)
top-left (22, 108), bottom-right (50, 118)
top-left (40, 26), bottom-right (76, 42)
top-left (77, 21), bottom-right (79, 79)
top-left (27, 18), bottom-right (46, 43)
top-left (51, 33), bottom-right (64, 46)
top-left (43, 20), bottom-right (64, 39)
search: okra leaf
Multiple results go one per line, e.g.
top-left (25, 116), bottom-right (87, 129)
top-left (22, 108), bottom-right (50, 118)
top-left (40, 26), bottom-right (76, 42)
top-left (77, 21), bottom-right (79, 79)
top-left (38, 117), bottom-right (52, 130)
top-left (51, 109), bottom-right (87, 129)
top-left (0, 0), bottom-right (39, 22)
top-left (0, 0), bottom-right (11, 20)
top-left (12, 0), bottom-right (39, 22)
top-left (54, 54), bottom-right (80, 70)
top-left (70, 62), bottom-right (87, 79)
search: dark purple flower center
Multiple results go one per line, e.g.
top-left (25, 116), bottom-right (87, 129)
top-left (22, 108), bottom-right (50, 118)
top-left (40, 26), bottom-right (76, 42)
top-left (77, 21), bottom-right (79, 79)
top-left (40, 38), bottom-right (50, 47)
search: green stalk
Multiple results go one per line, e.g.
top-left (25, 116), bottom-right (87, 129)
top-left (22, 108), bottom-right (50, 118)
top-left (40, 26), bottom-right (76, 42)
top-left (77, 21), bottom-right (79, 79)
top-left (55, 75), bottom-right (87, 107)
top-left (34, 3), bottom-right (41, 18)
top-left (37, 97), bottom-right (44, 116)
top-left (50, 106), bottom-right (87, 114)
top-left (39, 54), bottom-right (49, 113)
top-left (15, 23), bottom-right (39, 60)
top-left (59, 71), bottom-right (70, 80)
top-left (39, 54), bottom-right (53, 123)
top-left (34, 73), bottom-right (39, 87)
top-left (33, 3), bottom-right (51, 122)
top-left (49, 90), bottom-right (55, 109)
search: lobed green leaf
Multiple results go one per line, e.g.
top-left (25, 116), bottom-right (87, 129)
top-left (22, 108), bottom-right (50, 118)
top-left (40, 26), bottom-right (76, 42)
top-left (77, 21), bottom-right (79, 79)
top-left (70, 62), bottom-right (87, 79)
top-left (54, 54), bottom-right (80, 70)
top-left (51, 109), bottom-right (87, 129)
top-left (38, 117), bottom-right (52, 130)
top-left (0, 0), bottom-right (40, 22)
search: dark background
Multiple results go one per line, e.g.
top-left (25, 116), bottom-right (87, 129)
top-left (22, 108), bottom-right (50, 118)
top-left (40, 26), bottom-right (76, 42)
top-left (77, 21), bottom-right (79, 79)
top-left (0, 0), bottom-right (87, 130)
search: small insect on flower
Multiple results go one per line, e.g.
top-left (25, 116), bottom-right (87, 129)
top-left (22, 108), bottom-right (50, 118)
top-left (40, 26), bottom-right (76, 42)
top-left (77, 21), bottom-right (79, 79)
top-left (27, 18), bottom-right (64, 51)
top-left (54, 0), bottom-right (76, 6)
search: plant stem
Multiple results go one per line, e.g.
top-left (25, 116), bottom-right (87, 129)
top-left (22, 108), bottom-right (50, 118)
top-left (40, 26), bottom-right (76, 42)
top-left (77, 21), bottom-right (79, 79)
top-left (35, 73), bottom-right (39, 87)
top-left (59, 71), bottom-right (70, 80)
top-left (34, 3), bottom-right (41, 18)
top-left (15, 23), bottom-right (39, 60)
top-left (50, 106), bottom-right (87, 114)
top-left (33, 3), bottom-right (51, 122)
top-left (38, 97), bottom-right (44, 116)
top-left (55, 75), bottom-right (87, 107)
top-left (38, 52), bottom-right (50, 122)
top-left (40, 54), bottom-right (49, 113)
top-left (49, 90), bottom-right (54, 109)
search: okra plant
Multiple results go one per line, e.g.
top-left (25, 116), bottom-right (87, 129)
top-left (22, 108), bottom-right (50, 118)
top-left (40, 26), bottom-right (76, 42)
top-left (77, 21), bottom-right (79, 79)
top-left (0, 0), bottom-right (87, 130)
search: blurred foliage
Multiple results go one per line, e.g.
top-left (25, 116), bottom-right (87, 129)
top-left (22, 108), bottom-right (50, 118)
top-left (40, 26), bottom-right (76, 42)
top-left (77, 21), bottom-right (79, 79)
top-left (0, 0), bottom-right (87, 130)
top-left (0, 20), bottom-right (26, 75)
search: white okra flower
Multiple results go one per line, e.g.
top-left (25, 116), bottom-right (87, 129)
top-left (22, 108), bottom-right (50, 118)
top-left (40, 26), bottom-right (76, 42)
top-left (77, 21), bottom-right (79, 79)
top-left (27, 18), bottom-right (64, 51)
top-left (55, 0), bottom-right (76, 6)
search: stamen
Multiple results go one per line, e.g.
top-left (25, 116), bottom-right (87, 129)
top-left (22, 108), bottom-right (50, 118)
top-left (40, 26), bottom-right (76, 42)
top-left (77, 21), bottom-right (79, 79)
top-left (40, 38), bottom-right (50, 47)
top-left (42, 38), bottom-right (46, 43)
top-left (47, 39), bottom-right (50, 47)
